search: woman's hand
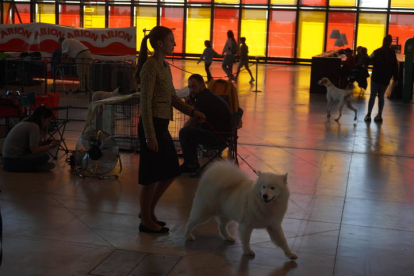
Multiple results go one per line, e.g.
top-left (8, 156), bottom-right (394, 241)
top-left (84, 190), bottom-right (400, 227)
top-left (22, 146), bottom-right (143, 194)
top-left (193, 110), bottom-right (206, 123)
top-left (49, 140), bottom-right (61, 149)
top-left (147, 137), bottom-right (159, 152)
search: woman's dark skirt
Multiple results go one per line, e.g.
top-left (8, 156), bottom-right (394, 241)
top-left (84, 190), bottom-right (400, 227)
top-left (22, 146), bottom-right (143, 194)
top-left (138, 116), bottom-right (180, 185)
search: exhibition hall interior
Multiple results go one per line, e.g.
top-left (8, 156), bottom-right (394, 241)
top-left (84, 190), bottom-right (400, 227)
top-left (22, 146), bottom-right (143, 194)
top-left (1, 0), bottom-right (414, 275)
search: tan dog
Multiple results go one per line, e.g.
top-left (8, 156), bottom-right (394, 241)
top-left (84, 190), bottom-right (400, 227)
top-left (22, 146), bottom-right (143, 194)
top-left (318, 77), bottom-right (357, 121)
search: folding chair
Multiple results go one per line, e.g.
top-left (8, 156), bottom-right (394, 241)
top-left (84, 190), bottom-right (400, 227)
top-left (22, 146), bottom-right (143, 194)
top-left (47, 106), bottom-right (71, 159)
top-left (0, 95), bottom-right (20, 136)
top-left (193, 107), bottom-right (243, 176)
top-left (19, 92), bottom-right (36, 118)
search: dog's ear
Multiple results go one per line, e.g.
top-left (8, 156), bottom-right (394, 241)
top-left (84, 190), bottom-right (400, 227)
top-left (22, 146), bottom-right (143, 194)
top-left (283, 173), bottom-right (288, 184)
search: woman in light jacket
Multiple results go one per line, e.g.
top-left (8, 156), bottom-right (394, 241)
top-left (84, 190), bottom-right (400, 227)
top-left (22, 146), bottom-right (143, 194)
top-left (135, 26), bottom-right (205, 233)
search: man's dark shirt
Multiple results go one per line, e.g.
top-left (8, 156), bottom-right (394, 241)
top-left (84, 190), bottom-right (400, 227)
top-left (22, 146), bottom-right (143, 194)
top-left (193, 88), bottom-right (232, 134)
top-left (371, 47), bottom-right (398, 85)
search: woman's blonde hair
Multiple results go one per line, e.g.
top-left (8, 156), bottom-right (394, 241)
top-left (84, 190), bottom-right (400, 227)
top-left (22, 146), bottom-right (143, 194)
top-left (135, 26), bottom-right (173, 86)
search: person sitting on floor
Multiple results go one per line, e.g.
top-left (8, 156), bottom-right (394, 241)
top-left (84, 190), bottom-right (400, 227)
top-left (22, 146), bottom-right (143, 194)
top-left (179, 74), bottom-right (232, 174)
top-left (2, 106), bottom-right (60, 172)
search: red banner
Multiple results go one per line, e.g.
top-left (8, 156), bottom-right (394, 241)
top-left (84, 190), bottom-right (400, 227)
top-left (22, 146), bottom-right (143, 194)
top-left (0, 23), bottom-right (136, 55)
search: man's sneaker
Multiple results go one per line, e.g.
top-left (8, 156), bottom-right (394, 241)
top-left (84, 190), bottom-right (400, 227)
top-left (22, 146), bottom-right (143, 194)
top-left (364, 115), bottom-right (371, 122)
top-left (374, 115), bottom-right (383, 122)
top-left (37, 162), bottom-right (55, 172)
top-left (249, 78), bottom-right (255, 83)
top-left (180, 163), bottom-right (200, 175)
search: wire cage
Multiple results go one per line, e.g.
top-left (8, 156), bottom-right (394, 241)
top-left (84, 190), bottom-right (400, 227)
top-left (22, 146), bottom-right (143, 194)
top-left (89, 97), bottom-right (187, 152)
top-left (90, 97), bottom-right (140, 151)
top-left (54, 60), bottom-right (135, 122)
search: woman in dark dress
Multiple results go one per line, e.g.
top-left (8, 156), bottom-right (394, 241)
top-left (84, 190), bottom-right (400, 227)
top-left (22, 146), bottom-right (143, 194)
top-left (135, 26), bottom-right (205, 233)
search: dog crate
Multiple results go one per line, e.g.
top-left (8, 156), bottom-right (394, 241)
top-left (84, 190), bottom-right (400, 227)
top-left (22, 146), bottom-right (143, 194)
top-left (90, 97), bottom-right (187, 152)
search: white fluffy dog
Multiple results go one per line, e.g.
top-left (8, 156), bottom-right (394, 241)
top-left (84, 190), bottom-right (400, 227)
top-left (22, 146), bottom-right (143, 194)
top-left (185, 161), bottom-right (298, 259)
top-left (318, 77), bottom-right (357, 122)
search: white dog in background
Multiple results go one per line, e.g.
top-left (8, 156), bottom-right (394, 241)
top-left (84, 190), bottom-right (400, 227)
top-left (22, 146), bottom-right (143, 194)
top-left (318, 77), bottom-right (357, 122)
top-left (185, 161), bottom-right (298, 259)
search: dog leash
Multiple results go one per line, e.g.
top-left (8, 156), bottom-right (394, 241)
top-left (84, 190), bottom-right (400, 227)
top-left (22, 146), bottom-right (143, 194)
top-left (204, 120), bottom-right (258, 175)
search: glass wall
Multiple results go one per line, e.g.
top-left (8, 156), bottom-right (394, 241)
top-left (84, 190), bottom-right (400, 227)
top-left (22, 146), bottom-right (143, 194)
top-left (3, 2), bottom-right (31, 24)
top-left (268, 10), bottom-right (296, 58)
top-left (300, 0), bottom-right (326, 5)
top-left (240, 9), bottom-right (267, 57)
top-left (160, 7), bottom-right (184, 54)
top-left (357, 13), bottom-right (387, 55)
top-left (36, 4), bottom-right (56, 24)
top-left (2, 0), bottom-right (414, 62)
top-left (60, 4), bottom-right (81, 27)
top-left (84, 5), bottom-right (105, 28)
top-left (271, 0), bottom-right (297, 4)
top-left (109, 5), bottom-right (131, 28)
top-left (329, 0), bottom-right (355, 6)
top-left (388, 13), bottom-right (414, 54)
top-left (135, 6), bottom-right (157, 51)
top-left (298, 11), bottom-right (326, 59)
top-left (213, 8), bottom-right (239, 55)
top-left (391, 0), bottom-right (414, 7)
top-left (186, 8), bottom-right (211, 54)
top-left (326, 12), bottom-right (356, 51)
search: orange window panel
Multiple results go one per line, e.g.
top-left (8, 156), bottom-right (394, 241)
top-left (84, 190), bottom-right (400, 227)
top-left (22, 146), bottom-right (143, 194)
top-left (109, 6), bottom-right (131, 28)
top-left (300, 0), bottom-right (327, 5)
top-left (213, 9), bottom-right (239, 54)
top-left (388, 13), bottom-right (414, 55)
top-left (326, 12), bottom-right (356, 51)
top-left (268, 10), bottom-right (296, 58)
top-left (160, 7), bottom-right (184, 54)
top-left (60, 5), bottom-right (81, 27)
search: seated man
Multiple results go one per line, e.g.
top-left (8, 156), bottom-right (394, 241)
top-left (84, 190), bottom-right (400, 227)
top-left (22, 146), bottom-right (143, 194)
top-left (179, 74), bottom-right (232, 174)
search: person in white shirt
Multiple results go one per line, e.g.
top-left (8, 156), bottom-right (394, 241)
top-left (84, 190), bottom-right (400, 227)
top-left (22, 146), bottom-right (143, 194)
top-left (58, 37), bottom-right (93, 92)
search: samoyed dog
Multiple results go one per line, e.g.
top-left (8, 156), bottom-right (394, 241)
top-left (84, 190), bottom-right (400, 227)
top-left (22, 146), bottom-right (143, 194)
top-left (185, 161), bottom-right (297, 259)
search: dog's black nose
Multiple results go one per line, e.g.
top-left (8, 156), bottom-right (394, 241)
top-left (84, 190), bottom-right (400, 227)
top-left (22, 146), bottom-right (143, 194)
top-left (263, 194), bottom-right (268, 199)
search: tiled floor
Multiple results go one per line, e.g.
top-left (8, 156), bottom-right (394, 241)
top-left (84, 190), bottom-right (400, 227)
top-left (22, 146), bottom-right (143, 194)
top-left (1, 60), bottom-right (414, 276)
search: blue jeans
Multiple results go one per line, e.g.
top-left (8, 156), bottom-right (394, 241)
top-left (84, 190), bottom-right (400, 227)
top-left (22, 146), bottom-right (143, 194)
top-left (179, 126), bottom-right (224, 166)
top-left (367, 80), bottom-right (388, 115)
top-left (2, 152), bottom-right (50, 172)
top-left (222, 54), bottom-right (235, 78)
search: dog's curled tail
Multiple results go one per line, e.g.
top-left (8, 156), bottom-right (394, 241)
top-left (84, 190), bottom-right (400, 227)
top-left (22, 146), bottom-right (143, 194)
top-left (199, 161), bottom-right (249, 189)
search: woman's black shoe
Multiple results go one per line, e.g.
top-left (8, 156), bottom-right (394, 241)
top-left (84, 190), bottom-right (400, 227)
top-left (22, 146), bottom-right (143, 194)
top-left (139, 224), bottom-right (169, 234)
top-left (138, 213), bottom-right (167, 227)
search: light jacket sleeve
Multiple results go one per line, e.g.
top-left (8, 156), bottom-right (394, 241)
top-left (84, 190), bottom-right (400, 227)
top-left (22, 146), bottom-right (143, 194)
top-left (140, 61), bottom-right (157, 139)
top-left (166, 65), bottom-right (194, 116)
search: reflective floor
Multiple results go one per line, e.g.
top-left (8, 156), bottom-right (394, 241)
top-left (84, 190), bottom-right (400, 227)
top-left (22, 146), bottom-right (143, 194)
top-left (1, 60), bottom-right (414, 276)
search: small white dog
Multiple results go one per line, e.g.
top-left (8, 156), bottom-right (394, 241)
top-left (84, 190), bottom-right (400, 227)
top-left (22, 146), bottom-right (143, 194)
top-left (185, 161), bottom-right (298, 259)
top-left (318, 77), bottom-right (357, 122)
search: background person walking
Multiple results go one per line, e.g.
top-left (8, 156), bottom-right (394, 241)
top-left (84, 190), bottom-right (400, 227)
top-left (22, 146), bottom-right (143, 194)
top-left (197, 40), bottom-right (221, 83)
top-left (235, 37), bottom-right (254, 83)
top-left (221, 30), bottom-right (238, 81)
